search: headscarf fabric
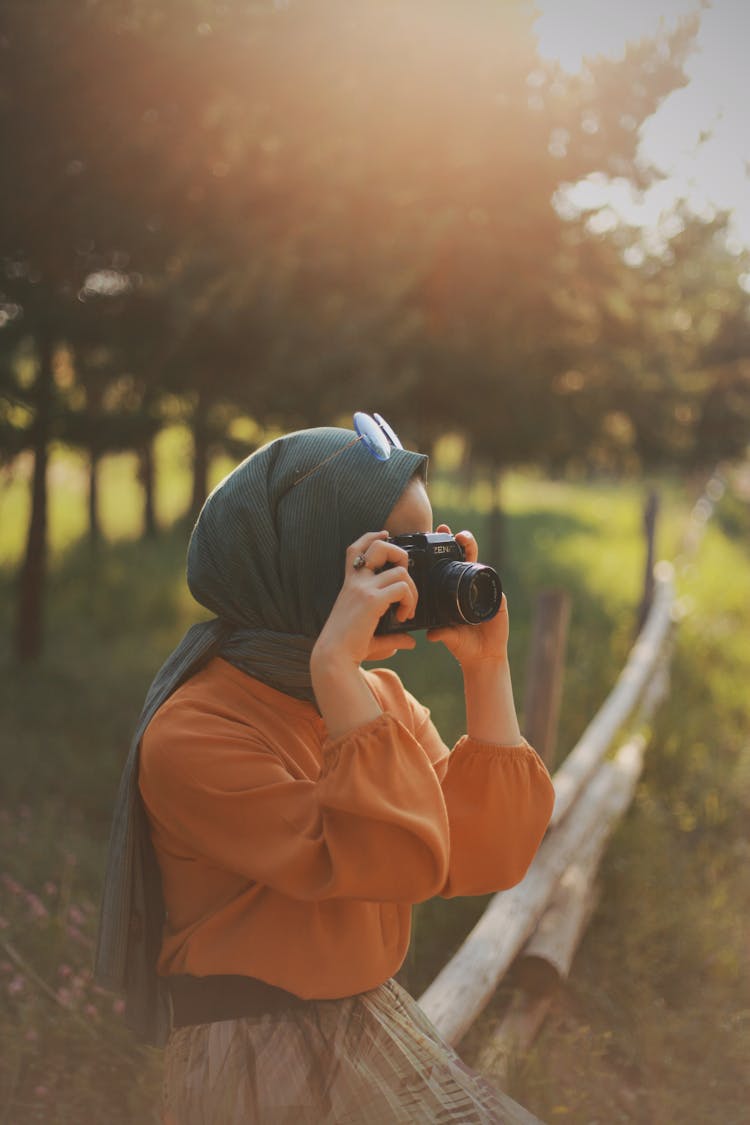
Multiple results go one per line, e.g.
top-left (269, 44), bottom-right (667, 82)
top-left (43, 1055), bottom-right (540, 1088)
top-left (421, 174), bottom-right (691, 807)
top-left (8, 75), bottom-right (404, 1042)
top-left (94, 425), bottom-right (427, 1044)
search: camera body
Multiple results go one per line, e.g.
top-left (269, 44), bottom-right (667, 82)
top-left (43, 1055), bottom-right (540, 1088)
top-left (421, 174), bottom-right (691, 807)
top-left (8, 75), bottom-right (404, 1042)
top-left (375, 532), bottom-right (502, 635)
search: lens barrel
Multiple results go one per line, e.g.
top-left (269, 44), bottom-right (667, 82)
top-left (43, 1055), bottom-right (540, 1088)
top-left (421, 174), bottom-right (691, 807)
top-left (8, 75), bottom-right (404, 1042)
top-left (433, 561), bottom-right (502, 625)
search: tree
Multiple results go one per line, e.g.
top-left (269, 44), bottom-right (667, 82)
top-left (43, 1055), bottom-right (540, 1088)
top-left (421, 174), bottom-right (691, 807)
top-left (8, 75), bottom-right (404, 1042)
top-left (0, 0), bottom-right (240, 655)
top-left (553, 204), bottom-right (750, 472)
top-left (6, 0), bottom-right (738, 656)
top-left (202, 1), bottom-right (700, 470)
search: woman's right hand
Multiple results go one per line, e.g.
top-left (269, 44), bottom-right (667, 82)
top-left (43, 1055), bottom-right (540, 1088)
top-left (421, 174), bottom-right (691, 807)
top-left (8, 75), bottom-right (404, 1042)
top-left (312, 531), bottom-right (419, 671)
top-left (310, 531), bottom-right (419, 738)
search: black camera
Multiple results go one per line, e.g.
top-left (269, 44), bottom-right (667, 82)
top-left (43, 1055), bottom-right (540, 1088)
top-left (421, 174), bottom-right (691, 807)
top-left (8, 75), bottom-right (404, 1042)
top-left (375, 532), bottom-right (502, 635)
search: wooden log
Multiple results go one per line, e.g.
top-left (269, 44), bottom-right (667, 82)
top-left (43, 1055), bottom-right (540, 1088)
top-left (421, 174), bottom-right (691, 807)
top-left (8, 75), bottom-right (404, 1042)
top-left (549, 565), bottom-right (674, 830)
top-left (518, 731), bottom-right (646, 991)
top-left (476, 723), bottom-right (659, 1079)
top-left (509, 656), bottom-right (669, 998)
top-left (522, 589), bottom-right (571, 769)
top-left (474, 886), bottom-right (603, 1082)
top-left (515, 862), bottom-right (601, 998)
top-left (418, 738), bottom-right (647, 1045)
top-left (475, 986), bottom-right (558, 1085)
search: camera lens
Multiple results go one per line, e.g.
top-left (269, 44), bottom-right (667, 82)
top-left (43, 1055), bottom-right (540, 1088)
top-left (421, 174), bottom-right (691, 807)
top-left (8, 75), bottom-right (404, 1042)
top-left (433, 561), bottom-right (502, 625)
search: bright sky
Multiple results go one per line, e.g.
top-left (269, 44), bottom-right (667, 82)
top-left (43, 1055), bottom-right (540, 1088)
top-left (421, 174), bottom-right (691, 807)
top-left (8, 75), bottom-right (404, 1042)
top-left (533, 0), bottom-right (750, 254)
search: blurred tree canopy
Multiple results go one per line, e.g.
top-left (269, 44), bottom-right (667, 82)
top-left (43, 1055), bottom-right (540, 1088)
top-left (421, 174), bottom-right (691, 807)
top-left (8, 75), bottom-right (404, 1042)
top-left (1, 0), bottom-right (749, 657)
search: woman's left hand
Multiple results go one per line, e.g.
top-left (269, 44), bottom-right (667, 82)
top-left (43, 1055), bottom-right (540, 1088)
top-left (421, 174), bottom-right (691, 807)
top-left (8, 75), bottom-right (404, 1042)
top-left (427, 525), bottom-right (509, 667)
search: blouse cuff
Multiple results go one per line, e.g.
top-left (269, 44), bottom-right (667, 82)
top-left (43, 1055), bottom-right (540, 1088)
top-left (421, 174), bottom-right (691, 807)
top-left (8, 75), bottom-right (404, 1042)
top-left (320, 712), bottom-right (400, 775)
top-left (453, 733), bottom-right (540, 759)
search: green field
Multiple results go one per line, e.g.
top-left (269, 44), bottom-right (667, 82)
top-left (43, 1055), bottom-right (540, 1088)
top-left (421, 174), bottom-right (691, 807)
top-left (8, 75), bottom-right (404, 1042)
top-left (1, 439), bottom-right (748, 1123)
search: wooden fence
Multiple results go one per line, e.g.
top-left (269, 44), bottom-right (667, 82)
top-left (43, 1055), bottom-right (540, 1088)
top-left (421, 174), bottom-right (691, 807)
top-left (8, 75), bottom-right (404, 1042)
top-left (417, 473), bottom-right (725, 1070)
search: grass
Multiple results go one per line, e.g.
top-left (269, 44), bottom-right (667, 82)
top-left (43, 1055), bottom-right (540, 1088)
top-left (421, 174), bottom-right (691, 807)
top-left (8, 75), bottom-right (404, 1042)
top-left (0, 437), bottom-right (748, 1122)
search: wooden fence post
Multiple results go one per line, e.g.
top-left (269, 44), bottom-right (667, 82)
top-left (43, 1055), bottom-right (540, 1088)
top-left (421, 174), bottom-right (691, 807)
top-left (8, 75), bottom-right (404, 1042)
top-left (636, 489), bottom-right (659, 635)
top-left (522, 589), bottom-right (571, 769)
top-left (486, 470), bottom-right (504, 570)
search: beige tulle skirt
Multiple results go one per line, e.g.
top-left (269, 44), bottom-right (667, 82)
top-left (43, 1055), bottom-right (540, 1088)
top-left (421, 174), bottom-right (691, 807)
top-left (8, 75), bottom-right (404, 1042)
top-left (162, 978), bottom-right (541, 1124)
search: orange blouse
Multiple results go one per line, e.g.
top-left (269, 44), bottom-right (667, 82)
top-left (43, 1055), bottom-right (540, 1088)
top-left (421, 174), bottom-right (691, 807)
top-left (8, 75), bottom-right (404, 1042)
top-left (139, 657), bottom-right (554, 999)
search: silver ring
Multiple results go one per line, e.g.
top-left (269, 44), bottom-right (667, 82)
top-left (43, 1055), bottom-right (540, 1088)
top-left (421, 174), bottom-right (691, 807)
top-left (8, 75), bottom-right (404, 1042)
top-left (352, 553), bottom-right (367, 570)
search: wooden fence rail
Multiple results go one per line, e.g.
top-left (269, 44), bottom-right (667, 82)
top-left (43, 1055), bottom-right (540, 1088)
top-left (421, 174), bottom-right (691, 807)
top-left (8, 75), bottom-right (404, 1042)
top-left (418, 566), bottom-right (675, 1043)
top-left (548, 563), bottom-right (674, 830)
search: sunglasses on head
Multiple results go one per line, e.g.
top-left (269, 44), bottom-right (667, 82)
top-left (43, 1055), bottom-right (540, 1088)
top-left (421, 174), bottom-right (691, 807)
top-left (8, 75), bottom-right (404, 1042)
top-left (291, 412), bottom-right (403, 488)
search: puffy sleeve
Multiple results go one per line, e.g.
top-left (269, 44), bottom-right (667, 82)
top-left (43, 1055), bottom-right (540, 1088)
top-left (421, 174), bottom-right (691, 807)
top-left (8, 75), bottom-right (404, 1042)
top-left (140, 709), bottom-right (450, 905)
top-left (363, 668), bottom-right (554, 896)
top-left (438, 735), bottom-right (555, 897)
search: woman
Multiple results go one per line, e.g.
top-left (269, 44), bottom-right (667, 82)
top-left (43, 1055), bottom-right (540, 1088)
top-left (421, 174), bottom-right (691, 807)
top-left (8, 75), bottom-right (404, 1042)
top-left (95, 416), bottom-right (554, 1124)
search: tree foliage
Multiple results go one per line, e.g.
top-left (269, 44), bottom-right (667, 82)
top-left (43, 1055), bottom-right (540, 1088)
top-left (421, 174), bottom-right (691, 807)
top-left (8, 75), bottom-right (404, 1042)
top-left (1, 0), bottom-right (748, 657)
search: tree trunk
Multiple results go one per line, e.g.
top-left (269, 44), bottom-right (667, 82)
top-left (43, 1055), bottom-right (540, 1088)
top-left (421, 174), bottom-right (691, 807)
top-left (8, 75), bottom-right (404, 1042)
top-left (140, 436), bottom-right (157, 539)
top-left (14, 330), bottom-right (53, 662)
top-left (84, 370), bottom-right (103, 549)
top-left (460, 443), bottom-right (474, 498)
top-left (190, 388), bottom-right (210, 522)
top-left (88, 448), bottom-right (101, 548)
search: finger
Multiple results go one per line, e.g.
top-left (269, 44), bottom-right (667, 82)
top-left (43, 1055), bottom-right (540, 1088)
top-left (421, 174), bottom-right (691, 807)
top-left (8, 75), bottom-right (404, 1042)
top-left (436, 523), bottom-right (452, 535)
top-left (376, 582), bottom-right (418, 625)
top-left (426, 627), bottom-right (453, 644)
top-left (346, 530), bottom-right (389, 568)
top-left (366, 634), bottom-right (417, 661)
top-left (372, 577), bottom-right (418, 624)
top-left (373, 568), bottom-right (419, 620)
top-left (454, 529), bottom-right (479, 563)
top-left (347, 529), bottom-right (389, 556)
top-left (358, 539), bottom-right (410, 572)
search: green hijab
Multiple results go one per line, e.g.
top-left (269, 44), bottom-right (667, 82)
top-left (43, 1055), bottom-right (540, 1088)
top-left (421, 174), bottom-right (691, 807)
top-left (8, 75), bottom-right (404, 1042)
top-left (94, 425), bottom-right (427, 1044)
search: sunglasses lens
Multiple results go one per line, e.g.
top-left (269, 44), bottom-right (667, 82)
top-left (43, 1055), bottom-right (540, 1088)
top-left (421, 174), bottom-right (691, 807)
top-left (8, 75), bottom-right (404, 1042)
top-left (373, 413), bottom-right (403, 450)
top-left (353, 412), bottom-right (392, 461)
